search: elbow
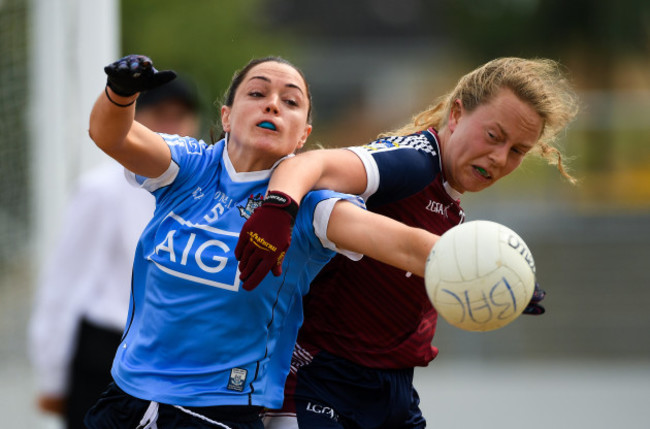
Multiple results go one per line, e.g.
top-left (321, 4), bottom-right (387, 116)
top-left (88, 112), bottom-right (108, 149)
top-left (88, 127), bottom-right (98, 145)
top-left (87, 126), bottom-right (110, 151)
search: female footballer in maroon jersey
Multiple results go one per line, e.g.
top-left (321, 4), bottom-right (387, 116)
top-left (235, 57), bottom-right (579, 428)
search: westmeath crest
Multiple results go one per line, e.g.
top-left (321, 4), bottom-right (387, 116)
top-left (238, 193), bottom-right (264, 219)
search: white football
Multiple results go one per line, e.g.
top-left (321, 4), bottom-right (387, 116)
top-left (425, 220), bottom-right (536, 332)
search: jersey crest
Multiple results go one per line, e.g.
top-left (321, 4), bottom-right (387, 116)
top-left (227, 368), bottom-right (248, 392)
top-left (237, 193), bottom-right (264, 219)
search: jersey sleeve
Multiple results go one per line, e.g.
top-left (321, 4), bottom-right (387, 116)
top-left (298, 190), bottom-right (366, 261)
top-left (346, 129), bottom-right (442, 207)
top-left (125, 134), bottom-right (212, 194)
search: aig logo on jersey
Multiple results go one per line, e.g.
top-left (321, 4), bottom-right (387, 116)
top-left (148, 211), bottom-right (242, 291)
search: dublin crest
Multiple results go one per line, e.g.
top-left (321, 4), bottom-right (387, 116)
top-left (238, 193), bottom-right (264, 219)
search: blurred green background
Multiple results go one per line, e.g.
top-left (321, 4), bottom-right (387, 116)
top-left (1, 0), bottom-right (649, 427)
top-left (120, 0), bottom-right (650, 209)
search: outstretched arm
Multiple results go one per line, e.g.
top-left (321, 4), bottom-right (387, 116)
top-left (268, 148), bottom-right (369, 202)
top-left (327, 200), bottom-right (438, 277)
top-left (328, 202), bottom-right (548, 314)
top-left (88, 55), bottom-right (176, 178)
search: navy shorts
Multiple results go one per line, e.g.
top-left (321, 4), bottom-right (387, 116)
top-left (290, 350), bottom-right (426, 429)
top-left (84, 382), bottom-right (264, 429)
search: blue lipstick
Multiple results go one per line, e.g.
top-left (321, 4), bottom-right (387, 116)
top-left (258, 121), bottom-right (277, 131)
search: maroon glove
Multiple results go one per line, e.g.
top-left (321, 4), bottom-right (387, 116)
top-left (235, 191), bottom-right (299, 291)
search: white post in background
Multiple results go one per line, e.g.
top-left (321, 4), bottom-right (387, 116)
top-left (29, 0), bottom-right (119, 266)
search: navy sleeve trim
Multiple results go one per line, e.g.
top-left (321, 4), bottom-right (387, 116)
top-left (362, 129), bottom-right (442, 207)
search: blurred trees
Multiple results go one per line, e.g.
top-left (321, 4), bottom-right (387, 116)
top-left (120, 0), bottom-right (650, 195)
top-left (0, 0), bottom-right (29, 264)
top-left (120, 0), bottom-right (650, 108)
top-left (443, 0), bottom-right (650, 62)
top-left (121, 0), bottom-right (302, 130)
top-left (443, 0), bottom-right (650, 173)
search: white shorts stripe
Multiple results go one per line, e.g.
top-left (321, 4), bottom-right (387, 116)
top-left (137, 401), bottom-right (159, 429)
top-left (173, 405), bottom-right (233, 429)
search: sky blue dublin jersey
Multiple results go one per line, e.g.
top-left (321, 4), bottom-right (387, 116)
top-left (113, 135), bottom-right (363, 409)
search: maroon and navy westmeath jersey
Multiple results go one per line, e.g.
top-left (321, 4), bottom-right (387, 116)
top-left (297, 129), bottom-right (465, 369)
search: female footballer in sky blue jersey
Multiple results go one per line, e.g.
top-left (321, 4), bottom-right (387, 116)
top-left (84, 55), bottom-right (441, 429)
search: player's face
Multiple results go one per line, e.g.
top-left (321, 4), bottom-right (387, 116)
top-left (221, 62), bottom-right (312, 172)
top-left (442, 89), bottom-right (543, 193)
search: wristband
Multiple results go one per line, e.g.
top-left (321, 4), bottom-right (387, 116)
top-left (105, 86), bottom-right (136, 107)
top-left (263, 191), bottom-right (299, 220)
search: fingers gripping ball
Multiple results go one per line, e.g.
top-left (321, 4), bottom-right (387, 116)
top-left (104, 55), bottom-right (177, 97)
top-left (424, 220), bottom-right (536, 332)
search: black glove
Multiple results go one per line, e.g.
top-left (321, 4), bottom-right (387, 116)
top-left (523, 282), bottom-right (546, 315)
top-left (104, 55), bottom-right (176, 97)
